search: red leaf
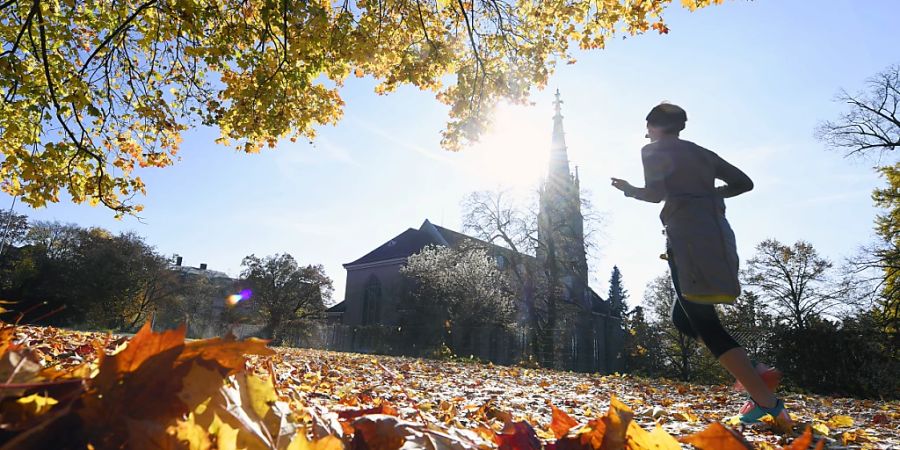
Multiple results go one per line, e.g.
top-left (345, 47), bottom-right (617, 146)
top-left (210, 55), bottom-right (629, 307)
top-left (496, 421), bottom-right (541, 450)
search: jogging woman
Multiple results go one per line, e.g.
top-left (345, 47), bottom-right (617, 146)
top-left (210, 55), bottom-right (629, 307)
top-left (610, 103), bottom-right (791, 428)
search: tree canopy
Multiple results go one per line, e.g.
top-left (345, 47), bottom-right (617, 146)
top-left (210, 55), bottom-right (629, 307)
top-left (1, 0), bottom-right (724, 214)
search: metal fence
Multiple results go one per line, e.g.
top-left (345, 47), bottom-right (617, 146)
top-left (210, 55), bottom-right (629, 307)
top-left (274, 318), bottom-right (626, 374)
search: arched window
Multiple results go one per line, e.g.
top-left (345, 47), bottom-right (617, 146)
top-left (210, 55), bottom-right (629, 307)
top-left (495, 254), bottom-right (508, 270)
top-left (362, 275), bottom-right (382, 325)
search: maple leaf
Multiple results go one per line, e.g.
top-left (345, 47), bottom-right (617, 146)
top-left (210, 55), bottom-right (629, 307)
top-left (338, 402), bottom-right (400, 422)
top-left (781, 426), bottom-right (823, 450)
top-left (825, 415), bottom-right (854, 428)
top-left (624, 422), bottom-right (681, 450)
top-left (549, 405), bottom-right (578, 439)
top-left (96, 322), bottom-right (186, 376)
top-left (601, 395), bottom-right (633, 449)
top-left (0, 325), bottom-right (14, 353)
top-left (179, 334), bottom-right (275, 373)
top-left (495, 421), bottom-right (541, 450)
top-left (678, 422), bottom-right (754, 450)
top-left (350, 415), bottom-right (416, 450)
top-left (288, 432), bottom-right (345, 450)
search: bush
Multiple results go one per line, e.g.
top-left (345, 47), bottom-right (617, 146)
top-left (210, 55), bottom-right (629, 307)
top-left (769, 314), bottom-right (900, 399)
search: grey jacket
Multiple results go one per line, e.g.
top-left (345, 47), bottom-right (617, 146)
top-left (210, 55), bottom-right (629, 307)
top-left (624, 137), bottom-right (753, 303)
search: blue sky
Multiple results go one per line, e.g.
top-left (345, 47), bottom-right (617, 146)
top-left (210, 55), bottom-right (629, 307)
top-left (4, 0), bottom-right (899, 308)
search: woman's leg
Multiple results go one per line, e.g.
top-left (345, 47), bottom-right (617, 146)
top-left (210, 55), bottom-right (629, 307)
top-left (668, 253), bottom-right (777, 408)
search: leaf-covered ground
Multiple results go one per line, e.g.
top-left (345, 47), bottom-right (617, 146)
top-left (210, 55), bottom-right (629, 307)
top-left (6, 325), bottom-right (900, 449)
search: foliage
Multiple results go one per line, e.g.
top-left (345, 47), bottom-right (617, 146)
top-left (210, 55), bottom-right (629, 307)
top-left (640, 273), bottom-right (722, 383)
top-left (621, 305), bottom-right (664, 377)
top-left (607, 266), bottom-right (628, 318)
top-left (0, 0), bottom-right (727, 215)
top-left (240, 253), bottom-right (331, 345)
top-left (871, 163), bottom-right (900, 330)
top-left (0, 210), bottom-right (28, 251)
top-left (461, 188), bottom-right (602, 368)
top-left (401, 245), bottom-right (516, 352)
top-left (3, 323), bottom-right (892, 449)
top-left (0, 220), bottom-right (177, 329)
top-left (717, 291), bottom-right (776, 363)
top-left (767, 312), bottom-right (900, 399)
top-left (742, 239), bottom-right (854, 331)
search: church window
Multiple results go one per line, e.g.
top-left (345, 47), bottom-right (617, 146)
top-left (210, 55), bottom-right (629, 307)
top-left (495, 254), bottom-right (508, 270)
top-left (362, 275), bottom-right (382, 325)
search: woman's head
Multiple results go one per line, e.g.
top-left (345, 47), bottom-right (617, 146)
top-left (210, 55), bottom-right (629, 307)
top-left (645, 103), bottom-right (687, 141)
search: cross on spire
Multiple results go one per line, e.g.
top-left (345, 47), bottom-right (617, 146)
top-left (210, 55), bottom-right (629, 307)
top-left (553, 89), bottom-right (564, 118)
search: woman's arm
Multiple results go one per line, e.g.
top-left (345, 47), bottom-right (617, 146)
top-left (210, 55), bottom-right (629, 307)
top-left (615, 146), bottom-right (665, 203)
top-left (714, 154), bottom-right (753, 198)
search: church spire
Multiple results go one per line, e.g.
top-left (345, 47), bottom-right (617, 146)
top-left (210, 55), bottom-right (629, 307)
top-left (550, 89), bottom-right (571, 177)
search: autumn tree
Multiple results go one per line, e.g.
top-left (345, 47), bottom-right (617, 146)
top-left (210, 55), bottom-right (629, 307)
top-left (817, 64), bottom-right (900, 330)
top-left (0, 220), bottom-right (176, 328)
top-left (0, 210), bottom-right (28, 256)
top-left (461, 189), bottom-right (600, 367)
top-left (742, 239), bottom-right (854, 331)
top-left (0, 0), bottom-right (726, 215)
top-left (621, 305), bottom-right (663, 377)
top-left (401, 244), bottom-right (516, 353)
top-left (240, 254), bottom-right (330, 345)
top-left (642, 273), bottom-right (718, 382)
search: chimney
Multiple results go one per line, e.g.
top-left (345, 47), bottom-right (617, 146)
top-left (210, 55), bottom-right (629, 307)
top-left (199, 263), bottom-right (207, 270)
top-left (175, 256), bottom-right (183, 266)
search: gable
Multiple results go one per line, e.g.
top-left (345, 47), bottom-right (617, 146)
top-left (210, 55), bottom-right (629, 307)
top-left (344, 228), bottom-right (444, 267)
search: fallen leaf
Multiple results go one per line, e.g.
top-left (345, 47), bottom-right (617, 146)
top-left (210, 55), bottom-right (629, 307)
top-left (678, 422), bottom-right (754, 450)
top-left (782, 426), bottom-right (812, 450)
top-left (826, 415), bottom-right (854, 428)
top-left (496, 421), bottom-right (541, 450)
top-left (602, 395), bottom-right (633, 449)
top-left (550, 405), bottom-right (578, 439)
top-left (624, 422), bottom-right (680, 450)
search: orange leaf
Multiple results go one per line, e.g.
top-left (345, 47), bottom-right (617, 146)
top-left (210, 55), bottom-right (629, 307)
top-left (557, 417), bottom-right (606, 450)
top-left (550, 405), bottom-right (579, 439)
top-left (338, 402), bottom-right (399, 421)
top-left (602, 395), bottom-right (634, 450)
top-left (179, 334), bottom-right (274, 373)
top-left (678, 423), bottom-right (754, 450)
top-left (99, 322), bottom-right (186, 375)
top-left (0, 325), bottom-right (14, 353)
top-left (782, 426), bottom-right (822, 450)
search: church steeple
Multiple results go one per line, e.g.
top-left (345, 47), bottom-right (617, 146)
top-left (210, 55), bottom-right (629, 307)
top-left (550, 89), bottom-right (571, 178)
top-left (537, 90), bottom-right (590, 310)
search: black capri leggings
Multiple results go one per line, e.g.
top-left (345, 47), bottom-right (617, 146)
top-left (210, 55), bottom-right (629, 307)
top-left (666, 249), bottom-right (741, 358)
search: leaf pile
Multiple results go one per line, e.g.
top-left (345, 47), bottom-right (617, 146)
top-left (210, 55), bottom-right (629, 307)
top-left (3, 325), bottom-right (899, 449)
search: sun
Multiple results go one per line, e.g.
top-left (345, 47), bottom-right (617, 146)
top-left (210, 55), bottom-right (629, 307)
top-left (461, 102), bottom-right (551, 189)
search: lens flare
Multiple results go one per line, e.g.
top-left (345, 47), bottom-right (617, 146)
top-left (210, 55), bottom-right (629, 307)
top-left (225, 290), bottom-right (252, 307)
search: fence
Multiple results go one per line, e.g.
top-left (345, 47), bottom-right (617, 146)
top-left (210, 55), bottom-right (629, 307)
top-left (278, 317), bottom-right (627, 374)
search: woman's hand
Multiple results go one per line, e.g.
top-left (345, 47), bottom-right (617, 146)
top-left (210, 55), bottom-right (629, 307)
top-left (610, 177), bottom-right (634, 194)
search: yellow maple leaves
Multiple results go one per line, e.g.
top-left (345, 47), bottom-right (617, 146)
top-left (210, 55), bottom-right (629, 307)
top-left (1, 0), bottom-right (729, 215)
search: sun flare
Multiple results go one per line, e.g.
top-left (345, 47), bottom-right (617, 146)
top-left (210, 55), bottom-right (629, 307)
top-left (463, 103), bottom-right (551, 189)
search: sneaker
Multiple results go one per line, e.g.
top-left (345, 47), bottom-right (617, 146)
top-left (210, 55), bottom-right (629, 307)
top-left (734, 362), bottom-right (782, 392)
top-left (739, 398), bottom-right (792, 429)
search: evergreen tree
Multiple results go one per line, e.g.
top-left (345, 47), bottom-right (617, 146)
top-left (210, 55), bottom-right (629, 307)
top-left (608, 266), bottom-right (629, 318)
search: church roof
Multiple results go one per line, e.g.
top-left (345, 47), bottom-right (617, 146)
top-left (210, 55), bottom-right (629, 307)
top-left (344, 220), bottom-right (533, 268)
top-left (344, 227), bottom-right (445, 267)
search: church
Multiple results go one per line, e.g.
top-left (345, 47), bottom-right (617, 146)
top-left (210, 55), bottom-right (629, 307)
top-left (326, 92), bottom-right (624, 372)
